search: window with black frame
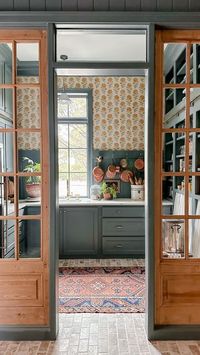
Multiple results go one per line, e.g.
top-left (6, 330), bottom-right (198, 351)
top-left (57, 91), bottom-right (90, 198)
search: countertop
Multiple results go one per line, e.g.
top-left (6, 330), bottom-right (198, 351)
top-left (2, 198), bottom-right (172, 215)
top-left (1, 199), bottom-right (41, 215)
top-left (59, 198), bottom-right (173, 206)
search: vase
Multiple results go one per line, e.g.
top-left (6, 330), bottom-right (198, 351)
top-left (103, 192), bottom-right (113, 200)
top-left (26, 183), bottom-right (41, 198)
top-left (131, 185), bottom-right (144, 200)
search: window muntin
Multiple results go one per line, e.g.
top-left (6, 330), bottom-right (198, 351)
top-left (58, 93), bottom-right (88, 119)
top-left (58, 92), bottom-right (89, 198)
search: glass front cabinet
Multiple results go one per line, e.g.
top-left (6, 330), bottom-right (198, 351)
top-left (155, 30), bottom-right (200, 325)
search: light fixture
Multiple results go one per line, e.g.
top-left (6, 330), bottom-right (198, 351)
top-left (58, 90), bottom-right (72, 104)
top-left (60, 54), bottom-right (68, 61)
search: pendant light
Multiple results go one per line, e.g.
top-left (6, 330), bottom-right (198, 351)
top-left (58, 90), bottom-right (72, 104)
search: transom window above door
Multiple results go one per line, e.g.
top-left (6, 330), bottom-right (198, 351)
top-left (56, 29), bottom-right (147, 63)
top-left (57, 91), bottom-right (91, 198)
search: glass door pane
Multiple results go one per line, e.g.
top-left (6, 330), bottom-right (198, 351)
top-left (0, 43), bottom-right (12, 84)
top-left (16, 43), bottom-right (39, 83)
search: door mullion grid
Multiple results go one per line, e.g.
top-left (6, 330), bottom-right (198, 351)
top-left (68, 123), bottom-right (70, 196)
top-left (12, 40), bottom-right (19, 260)
top-left (160, 41), bottom-right (191, 260)
top-left (159, 39), bottom-right (164, 261)
top-left (184, 44), bottom-right (192, 259)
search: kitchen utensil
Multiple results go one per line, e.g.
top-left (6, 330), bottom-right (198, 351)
top-left (120, 170), bottom-right (133, 183)
top-left (129, 175), bottom-right (135, 185)
top-left (134, 158), bottom-right (144, 170)
top-left (106, 164), bottom-right (116, 179)
top-left (116, 165), bottom-right (120, 173)
top-left (94, 174), bottom-right (104, 183)
top-left (96, 156), bottom-right (103, 164)
top-left (92, 166), bottom-right (104, 182)
top-left (120, 158), bottom-right (128, 169)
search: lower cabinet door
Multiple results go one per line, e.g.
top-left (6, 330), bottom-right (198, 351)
top-left (102, 236), bottom-right (145, 256)
top-left (60, 207), bottom-right (98, 257)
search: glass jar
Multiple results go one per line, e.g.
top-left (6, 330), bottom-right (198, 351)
top-left (90, 184), bottom-right (101, 200)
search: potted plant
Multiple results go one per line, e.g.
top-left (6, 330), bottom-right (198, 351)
top-left (23, 157), bottom-right (41, 198)
top-left (100, 181), bottom-right (117, 200)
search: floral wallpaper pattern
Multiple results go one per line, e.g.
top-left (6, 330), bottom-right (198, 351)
top-left (58, 76), bottom-right (145, 150)
top-left (16, 76), bottom-right (145, 150)
top-left (17, 77), bottom-right (40, 149)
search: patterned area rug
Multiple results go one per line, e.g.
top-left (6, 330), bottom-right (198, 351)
top-left (59, 267), bottom-right (145, 313)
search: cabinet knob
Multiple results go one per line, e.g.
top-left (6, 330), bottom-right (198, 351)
top-left (116, 244), bottom-right (123, 248)
top-left (115, 225), bottom-right (123, 229)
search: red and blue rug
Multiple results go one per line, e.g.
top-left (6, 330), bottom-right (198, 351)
top-left (59, 267), bottom-right (145, 313)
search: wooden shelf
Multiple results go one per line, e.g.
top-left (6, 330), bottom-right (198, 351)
top-left (176, 135), bottom-right (185, 141)
top-left (177, 62), bottom-right (186, 76)
top-left (177, 55), bottom-right (193, 76)
top-left (166, 91), bottom-right (174, 101)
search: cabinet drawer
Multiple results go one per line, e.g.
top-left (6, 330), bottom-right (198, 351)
top-left (102, 206), bottom-right (144, 218)
top-left (102, 237), bottom-right (145, 255)
top-left (24, 206), bottom-right (41, 216)
top-left (163, 205), bottom-right (173, 215)
top-left (102, 218), bottom-right (144, 236)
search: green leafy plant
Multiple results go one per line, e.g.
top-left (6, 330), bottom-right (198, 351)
top-left (23, 157), bottom-right (41, 184)
top-left (100, 181), bottom-right (117, 199)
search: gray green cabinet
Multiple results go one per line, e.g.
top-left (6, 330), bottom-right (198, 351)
top-left (59, 207), bottom-right (99, 257)
top-left (0, 204), bottom-right (41, 259)
top-left (0, 207), bottom-right (25, 258)
top-left (102, 237), bottom-right (145, 256)
top-left (22, 206), bottom-right (41, 258)
top-left (59, 204), bottom-right (146, 258)
top-left (102, 206), bottom-right (145, 257)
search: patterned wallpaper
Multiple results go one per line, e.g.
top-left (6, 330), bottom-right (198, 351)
top-left (57, 76), bottom-right (145, 151)
top-left (17, 77), bottom-right (40, 150)
top-left (16, 76), bottom-right (145, 151)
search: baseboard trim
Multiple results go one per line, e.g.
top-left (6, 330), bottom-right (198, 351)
top-left (149, 325), bottom-right (200, 340)
top-left (0, 326), bottom-right (56, 341)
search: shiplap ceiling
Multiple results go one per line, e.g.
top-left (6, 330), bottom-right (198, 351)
top-left (0, 0), bottom-right (199, 11)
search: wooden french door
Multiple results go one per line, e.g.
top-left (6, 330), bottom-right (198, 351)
top-left (0, 30), bottom-right (49, 325)
top-left (155, 30), bottom-right (200, 324)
